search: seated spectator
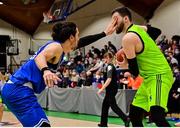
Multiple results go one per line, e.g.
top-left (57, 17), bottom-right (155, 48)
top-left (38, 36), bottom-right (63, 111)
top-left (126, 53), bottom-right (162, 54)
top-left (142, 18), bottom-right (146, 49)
top-left (119, 76), bottom-right (128, 89)
top-left (123, 72), bottom-right (134, 89)
top-left (62, 66), bottom-right (70, 88)
top-left (158, 35), bottom-right (170, 51)
top-left (67, 58), bottom-right (76, 70)
top-left (86, 57), bottom-right (103, 76)
top-left (77, 71), bottom-right (87, 87)
top-left (119, 71), bottom-right (142, 90)
top-left (169, 52), bottom-right (178, 65)
top-left (70, 70), bottom-right (79, 88)
top-left (92, 71), bottom-right (104, 89)
top-left (173, 44), bottom-right (180, 64)
top-left (74, 50), bottom-right (83, 63)
top-left (76, 61), bottom-right (85, 75)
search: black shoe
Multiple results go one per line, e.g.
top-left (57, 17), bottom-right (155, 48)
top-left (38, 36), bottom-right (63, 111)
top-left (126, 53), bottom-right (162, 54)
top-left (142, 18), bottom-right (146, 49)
top-left (124, 118), bottom-right (130, 127)
top-left (98, 123), bottom-right (108, 127)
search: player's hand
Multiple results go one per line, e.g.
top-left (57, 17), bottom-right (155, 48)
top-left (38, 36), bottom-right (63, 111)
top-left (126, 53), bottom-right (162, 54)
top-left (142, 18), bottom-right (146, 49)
top-left (116, 54), bottom-right (128, 68)
top-left (43, 70), bottom-right (61, 88)
top-left (104, 17), bottom-right (118, 35)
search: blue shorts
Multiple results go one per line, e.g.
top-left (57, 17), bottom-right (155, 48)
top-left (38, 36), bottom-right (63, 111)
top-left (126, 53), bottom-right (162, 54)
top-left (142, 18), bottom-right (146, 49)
top-left (1, 82), bottom-right (50, 127)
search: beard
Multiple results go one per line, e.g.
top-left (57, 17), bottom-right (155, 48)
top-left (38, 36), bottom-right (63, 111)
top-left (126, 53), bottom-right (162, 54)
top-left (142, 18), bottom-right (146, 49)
top-left (116, 21), bottom-right (124, 34)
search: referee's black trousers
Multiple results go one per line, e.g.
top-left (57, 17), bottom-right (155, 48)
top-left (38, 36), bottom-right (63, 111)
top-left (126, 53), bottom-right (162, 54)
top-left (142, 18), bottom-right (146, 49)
top-left (100, 91), bottom-right (128, 125)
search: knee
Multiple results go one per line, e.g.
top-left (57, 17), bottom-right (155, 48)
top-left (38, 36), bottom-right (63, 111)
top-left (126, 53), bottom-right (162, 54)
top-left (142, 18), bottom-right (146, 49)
top-left (150, 106), bottom-right (166, 122)
top-left (150, 106), bottom-right (171, 127)
top-left (129, 105), bottom-right (145, 127)
top-left (129, 105), bottom-right (145, 121)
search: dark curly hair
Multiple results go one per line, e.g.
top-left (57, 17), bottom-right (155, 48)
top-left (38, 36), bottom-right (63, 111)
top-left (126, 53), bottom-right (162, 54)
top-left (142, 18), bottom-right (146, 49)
top-left (51, 22), bottom-right (77, 43)
top-left (112, 7), bottom-right (132, 21)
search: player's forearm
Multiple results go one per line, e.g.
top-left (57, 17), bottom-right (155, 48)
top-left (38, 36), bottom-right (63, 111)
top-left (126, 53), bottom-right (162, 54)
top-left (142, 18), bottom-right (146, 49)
top-left (77, 32), bottom-right (106, 49)
top-left (127, 57), bottom-right (139, 78)
top-left (90, 66), bottom-right (100, 71)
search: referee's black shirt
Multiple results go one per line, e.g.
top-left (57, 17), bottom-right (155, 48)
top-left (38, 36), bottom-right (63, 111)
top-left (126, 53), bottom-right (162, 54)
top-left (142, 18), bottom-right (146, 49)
top-left (105, 63), bottom-right (118, 94)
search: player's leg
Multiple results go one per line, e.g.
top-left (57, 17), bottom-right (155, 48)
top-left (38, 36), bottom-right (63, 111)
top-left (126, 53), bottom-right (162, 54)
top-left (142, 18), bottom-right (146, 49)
top-left (109, 92), bottom-right (130, 126)
top-left (130, 82), bottom-right (148, 127)
top-left (129, 104), bottom-right (146, 126)
top-left (149, 73), bottom-right (174, 127)
top-left (99, 94), bottom-right (110, 127)
top-left (1, 83), bottom-right (50, 127)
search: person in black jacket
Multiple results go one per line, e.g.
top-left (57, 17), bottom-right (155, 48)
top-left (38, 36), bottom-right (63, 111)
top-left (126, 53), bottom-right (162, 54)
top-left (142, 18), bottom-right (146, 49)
top-left (97, 52), bottom-right (130, 127)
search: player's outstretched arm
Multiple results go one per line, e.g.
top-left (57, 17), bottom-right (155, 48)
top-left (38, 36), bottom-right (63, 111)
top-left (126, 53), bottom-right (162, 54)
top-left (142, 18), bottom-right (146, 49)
top-left (77, 18), bottom-right (117, 49)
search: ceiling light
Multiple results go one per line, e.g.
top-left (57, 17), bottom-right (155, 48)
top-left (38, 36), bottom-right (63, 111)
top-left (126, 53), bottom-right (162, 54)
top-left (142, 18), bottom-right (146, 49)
top-left (0, 2), bottom-right (3, 5)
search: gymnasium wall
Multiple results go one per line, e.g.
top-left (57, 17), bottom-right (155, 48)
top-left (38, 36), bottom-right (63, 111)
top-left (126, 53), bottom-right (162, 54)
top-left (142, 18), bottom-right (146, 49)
top-left (1, 0), bottom-right (179, 68)
top-left (34, 0), bottom-right (145, 54)
top-left (0, 19), bottom-right (30, 66)
top-left (150, 0), bottom-right (180, 39)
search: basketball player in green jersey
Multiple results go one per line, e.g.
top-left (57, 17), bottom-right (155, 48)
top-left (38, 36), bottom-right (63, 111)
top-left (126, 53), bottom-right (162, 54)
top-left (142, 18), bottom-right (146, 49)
top-left (111, 7), bottom-right (174, 127)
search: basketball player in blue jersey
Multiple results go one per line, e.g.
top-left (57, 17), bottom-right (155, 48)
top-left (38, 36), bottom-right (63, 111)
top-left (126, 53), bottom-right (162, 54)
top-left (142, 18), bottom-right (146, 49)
top-left (0, 20), bottom-right (117, 127)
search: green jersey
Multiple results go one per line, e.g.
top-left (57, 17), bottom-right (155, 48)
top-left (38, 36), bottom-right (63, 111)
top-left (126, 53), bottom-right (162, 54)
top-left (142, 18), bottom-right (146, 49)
top-left (127, 24), bottom-right (171, 77)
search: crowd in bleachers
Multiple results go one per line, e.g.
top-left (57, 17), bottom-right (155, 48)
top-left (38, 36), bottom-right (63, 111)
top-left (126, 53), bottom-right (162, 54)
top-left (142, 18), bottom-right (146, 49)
top-left (56, 41), bottom-right (118, 88)
top-left (157, 35), bottom-right (180, 114)
top-left (53, 34), bottom-right (180, 115)
top-left (56, 35), bottom-right (179, 93)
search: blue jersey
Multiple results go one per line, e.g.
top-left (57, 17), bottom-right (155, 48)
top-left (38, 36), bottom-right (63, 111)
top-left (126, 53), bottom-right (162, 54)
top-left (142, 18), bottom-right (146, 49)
top-left (10, 41), bottom-right (64, 94)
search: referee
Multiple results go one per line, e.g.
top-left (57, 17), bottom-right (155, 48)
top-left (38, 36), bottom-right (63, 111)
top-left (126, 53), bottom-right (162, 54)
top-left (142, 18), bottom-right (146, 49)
top-left (97, 52), bottom-right (130, 127)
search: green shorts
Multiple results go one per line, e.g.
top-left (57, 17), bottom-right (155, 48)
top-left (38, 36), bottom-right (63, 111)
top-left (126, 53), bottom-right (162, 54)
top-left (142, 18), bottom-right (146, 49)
top-left (132, 71), bottom-right (174, 112)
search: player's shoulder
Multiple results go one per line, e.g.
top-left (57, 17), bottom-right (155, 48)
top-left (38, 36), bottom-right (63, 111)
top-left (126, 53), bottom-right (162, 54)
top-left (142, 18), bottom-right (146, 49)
top-left (123, 32), bottom-right (138, 40)
top-left (51, 41), bottom-right (62, 46)
top-left (45, 41), bottom-right (62, 49)
top-left (122, 33), bottom-right (136, 46)
top-left (122, 31), bottom-right (141, 45)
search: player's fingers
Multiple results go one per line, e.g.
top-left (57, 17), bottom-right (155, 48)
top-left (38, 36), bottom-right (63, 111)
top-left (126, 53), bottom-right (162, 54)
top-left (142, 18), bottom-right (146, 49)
top-left (48, 75), bottom-right (54, 87)
top-left (43, 75), bottom-right (48, 86)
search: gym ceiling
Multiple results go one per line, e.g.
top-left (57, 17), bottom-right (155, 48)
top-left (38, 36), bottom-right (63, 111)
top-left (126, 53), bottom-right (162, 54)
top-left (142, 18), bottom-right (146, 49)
top-left (0, 0), bottom-right (164, 35)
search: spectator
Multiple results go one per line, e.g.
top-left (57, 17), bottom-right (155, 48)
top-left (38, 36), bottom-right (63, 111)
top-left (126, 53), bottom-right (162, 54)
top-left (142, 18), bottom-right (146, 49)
top-left (124, 72), bottom-right (134, 89)
top-left (74, 50), bottom-right (83, 63)
top-left (168, 52), bottom-right (178, 65)
top-left (62, 66), bottom-right (70, 88)
top-left (108, 41), bottom-right (117, 53)
top-left (92, 71), bottom-right (104, 89)
top-left (75, 61), bottom-right (85, 74)
top-left (77, 71), bottom-right (87, 87)
top-left (104, 45), bottom-right (109, 52)
top-left (91, 46), bottom-right (101, 57)
top-left (70, 70), bottom-right (79, 88)
top-left (100, 48), bottom-right (106, 59)
top-left (87, 57), bottom-right (104, 76)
